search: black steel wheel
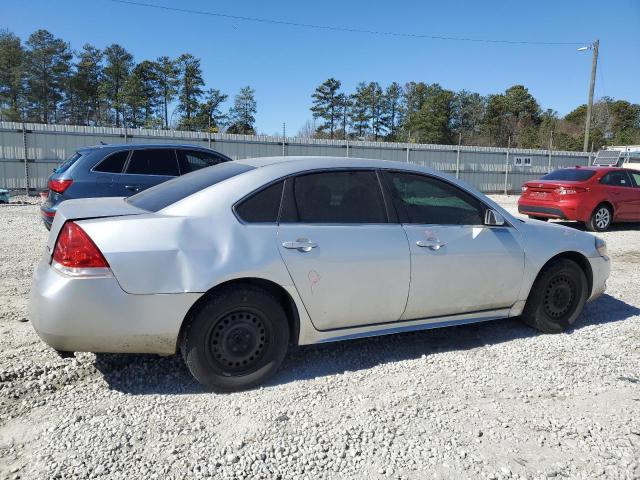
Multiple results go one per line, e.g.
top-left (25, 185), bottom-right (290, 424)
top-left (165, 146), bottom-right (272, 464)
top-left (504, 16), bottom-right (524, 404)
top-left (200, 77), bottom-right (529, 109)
top-left (181, 286), bottom-right (289, 391)
top-left (521, 258), bottom-right (588, 333)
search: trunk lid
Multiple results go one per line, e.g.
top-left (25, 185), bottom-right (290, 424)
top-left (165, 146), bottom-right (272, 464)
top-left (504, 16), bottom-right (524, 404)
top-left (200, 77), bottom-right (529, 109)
top-left (521, 180), bottom-right (587, 201)
top-left (47, 197), bottom-right (147, 252)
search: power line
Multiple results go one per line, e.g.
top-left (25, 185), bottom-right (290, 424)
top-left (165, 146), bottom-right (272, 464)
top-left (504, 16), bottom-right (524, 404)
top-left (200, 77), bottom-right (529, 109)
top-left (110, 0), bottom-right (588, 46)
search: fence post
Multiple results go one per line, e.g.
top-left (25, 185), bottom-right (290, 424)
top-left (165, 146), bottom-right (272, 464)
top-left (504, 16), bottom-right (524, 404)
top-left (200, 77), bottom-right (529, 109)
top-left (503, 136), bottom-right (511, 195)
top-left (455, 133), bottom-right (461, 178)
top-left (547, 130), bottom-right (554, 173)
top-left (406, 146), bottom-right (410, 163)
top-left (346, 139), bottom-right (349, 157)
top-left (22, 122), bottom-right (29, 197)
top-left (208, 130), bottom-right (212, 150)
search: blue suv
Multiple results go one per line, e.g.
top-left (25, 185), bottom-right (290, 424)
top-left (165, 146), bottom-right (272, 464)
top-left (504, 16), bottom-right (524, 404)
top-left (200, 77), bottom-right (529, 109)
top-left (41, 144), bottom-right (231, 229)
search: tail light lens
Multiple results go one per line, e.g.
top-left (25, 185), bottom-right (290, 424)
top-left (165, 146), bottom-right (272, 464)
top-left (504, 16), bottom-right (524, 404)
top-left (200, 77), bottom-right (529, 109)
top-left (555, 186), bottom-right (587, 195)
top-left (48, 178), bottom-right (73, 194)
top-left (52, 222), bottom-right (110, 275)
top-left (521, 185), bottom-right (529, 193)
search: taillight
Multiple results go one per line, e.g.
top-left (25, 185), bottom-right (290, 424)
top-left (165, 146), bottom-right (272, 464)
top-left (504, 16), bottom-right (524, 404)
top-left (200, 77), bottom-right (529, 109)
top-left (52, 222), bottom-right (109, 275)
top-left (48, 178), bottom-right (73, 194)
top-left (521, 185), bottom-right (529, 193)
top-left (555, 186), bottom-right (587, 195)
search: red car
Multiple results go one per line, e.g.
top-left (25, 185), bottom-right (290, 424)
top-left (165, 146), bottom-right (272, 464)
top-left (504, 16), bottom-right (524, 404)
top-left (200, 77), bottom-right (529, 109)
top-left (518, 166), bottom-right (640, 231)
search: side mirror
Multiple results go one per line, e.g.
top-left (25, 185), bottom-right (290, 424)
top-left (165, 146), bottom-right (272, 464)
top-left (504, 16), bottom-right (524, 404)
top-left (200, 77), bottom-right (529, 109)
top-left (485, 209), bottom-right (505, 226)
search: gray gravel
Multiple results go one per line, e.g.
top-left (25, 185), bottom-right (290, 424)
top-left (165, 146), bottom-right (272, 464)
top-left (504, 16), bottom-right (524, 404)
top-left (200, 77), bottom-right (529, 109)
top-left (0, 196), bottom-right (639, 480)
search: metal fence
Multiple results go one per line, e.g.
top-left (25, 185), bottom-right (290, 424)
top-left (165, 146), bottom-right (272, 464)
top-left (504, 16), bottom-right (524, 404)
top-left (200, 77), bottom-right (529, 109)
top-left (0, 121), bottom-right (592, 193)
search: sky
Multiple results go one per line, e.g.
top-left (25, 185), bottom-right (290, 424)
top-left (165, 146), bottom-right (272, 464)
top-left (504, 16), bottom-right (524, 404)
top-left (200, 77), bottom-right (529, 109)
top-left (2, 0), bottom-right (640, 135)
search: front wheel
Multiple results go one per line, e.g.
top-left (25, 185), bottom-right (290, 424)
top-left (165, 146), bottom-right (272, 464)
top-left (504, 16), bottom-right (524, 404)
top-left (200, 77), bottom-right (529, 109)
top-left (586, 204), bottom-right (612, 232)
top-left (181, 286), bottom-right (289, 391)
top-left (521, 259), bottom-right (588, 333)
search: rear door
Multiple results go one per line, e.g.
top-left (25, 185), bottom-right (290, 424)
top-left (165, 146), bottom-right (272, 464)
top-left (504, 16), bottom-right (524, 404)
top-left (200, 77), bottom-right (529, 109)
top-left (115, 148), bottom-right (180, 195)
top-left (600, 171), bottom-right (636, 220)
top-left (92, 150), bottom-right (130, 197)
top-left (626, 170), bottom-right (640, 219)
top-left (382, 170), bottom-right (524, 320)
top-left (277, 170), bottom-right (410, 330)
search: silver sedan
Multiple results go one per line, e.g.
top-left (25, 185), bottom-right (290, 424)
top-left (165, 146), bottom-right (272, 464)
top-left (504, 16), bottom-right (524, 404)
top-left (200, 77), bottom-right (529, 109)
top-left (30, 157), bottom-right (611, 390)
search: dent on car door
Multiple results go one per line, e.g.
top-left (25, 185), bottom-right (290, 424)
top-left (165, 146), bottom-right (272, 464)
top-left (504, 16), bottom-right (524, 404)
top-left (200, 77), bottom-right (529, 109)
top-left (382, 171), bottom-right (525, 320)
top-left (120, 149), bottom-right (180, 194)
top-left (277, 170), bottom-right (410, 331)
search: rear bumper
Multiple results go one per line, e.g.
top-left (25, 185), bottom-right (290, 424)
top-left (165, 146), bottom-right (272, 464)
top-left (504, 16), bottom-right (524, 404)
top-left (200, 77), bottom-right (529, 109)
top-left (40, 205), bottom-right (56, 230)
top-left (517, 197), bottom-right (590, 221)
top-left (29, 256), bottom-right (201, 354)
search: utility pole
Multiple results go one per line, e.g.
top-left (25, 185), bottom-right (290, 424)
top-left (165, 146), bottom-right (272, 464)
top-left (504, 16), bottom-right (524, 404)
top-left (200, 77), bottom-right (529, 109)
top-left (583, 39), bottom-right (599, 152)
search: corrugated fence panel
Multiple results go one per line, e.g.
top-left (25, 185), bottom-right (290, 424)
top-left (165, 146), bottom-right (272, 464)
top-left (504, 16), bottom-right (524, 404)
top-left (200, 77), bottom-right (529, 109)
top-left (0, 121), bottom-right (592, 193)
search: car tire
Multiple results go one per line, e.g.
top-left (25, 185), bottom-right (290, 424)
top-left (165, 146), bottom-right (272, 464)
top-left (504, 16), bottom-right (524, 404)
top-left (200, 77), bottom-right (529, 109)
top-left (180, 285), bottom-right (290, 391)
top-left (586, 204), bottom-right (612, 232)
top-left (528, 216), bottom-right (548, 222)
top-left (521, 259), bottom-right (588, 334)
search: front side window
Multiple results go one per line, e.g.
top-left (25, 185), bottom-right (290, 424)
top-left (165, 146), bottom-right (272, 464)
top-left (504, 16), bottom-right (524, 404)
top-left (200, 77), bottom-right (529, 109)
top-left (282, 170), bottom-right (387, 224)
top-left (94, 150), bottom-right (129, 173)
top-left (235, 181), bottom-right (284, 223)
top-left (627, 171), bottom-right (640, 187)
top-left (178, 150), bottom-right (223, 174)
top-left (600, 171), bottom-right (632, 187)
top-left (126, 149), bottom-right (179, 176)
top-left (385, 171), bottom-right (484, 225)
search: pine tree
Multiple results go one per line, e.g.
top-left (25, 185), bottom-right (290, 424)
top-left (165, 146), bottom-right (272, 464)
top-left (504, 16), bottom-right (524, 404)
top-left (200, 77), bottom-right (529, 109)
top-left (382, 82), bottom-right (403, 140)
top-left (24, 29), bottom-right (72, 123)
top-left (227, 86), bottom-right (257, 134)
top-left (102, 44), bottom-right (133, 127)
top-left (336, 93), bottom-right (351, 139)
top-left (194, 88), bottom-right (228, 132)
top-left (123, 60), bottom-right (160, 128)
top-left (73, 44), bottom-right (103, 125)
top-left (349, 82), bottom-right (370, 139)
top-left (310, 78), bottom-right (342, 139)
top-left (176, 53), bottom-right (204, 129)
top-left (0, 30), bottom-right (26, 121)
top-left (366, 82), bottom-right (384, 140)
top-left (154, 56), bottom-right (179, 129)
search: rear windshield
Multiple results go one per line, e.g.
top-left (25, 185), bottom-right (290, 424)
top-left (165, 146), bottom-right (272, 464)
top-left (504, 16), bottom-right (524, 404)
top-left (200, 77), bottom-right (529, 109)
top-left (126, 162), bottom-right (254, 212)
top-left (541, 169), bottom-right (596, 181)
top-left (54, 152), bottom-right (82, 173)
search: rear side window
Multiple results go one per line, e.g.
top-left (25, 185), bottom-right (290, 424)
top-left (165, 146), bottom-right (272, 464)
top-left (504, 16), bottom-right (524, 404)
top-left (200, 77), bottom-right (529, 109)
top-left (55, 152), bottom-right (82, 173)
top-left (600, 171), bottom-right (632, 187)
top-left (629, 171), bottom-right (640, 187)
top-left (127, 162), bottom-right (255, 212)
top-left (126, 149), bottom-right (179, 176)
top-left (235, 181), bottom-right (284, 223)
top-left (94, 151), bottom-right (129, 173)
top-left (178, 150), bottom-right (224, 174)
top-left (541, 169), bottom-right (596, 181)
top-left (282, 170), bottom-right (387, 224)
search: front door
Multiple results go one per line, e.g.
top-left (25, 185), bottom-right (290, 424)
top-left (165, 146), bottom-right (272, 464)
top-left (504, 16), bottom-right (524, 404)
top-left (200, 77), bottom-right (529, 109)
top-left (624, 170), bottom-right (640, 220)
top-left (382, 171), bottom-right (525, 320)
top-left (277, 170), bottom-right (410, 331)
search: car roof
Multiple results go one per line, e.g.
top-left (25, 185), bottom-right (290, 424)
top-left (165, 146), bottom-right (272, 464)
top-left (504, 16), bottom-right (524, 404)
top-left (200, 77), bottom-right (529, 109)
top-left (235, 156), bottom-right (418, 171)
top-left (554, 166), bottom-right (635, 172)
top-left (77, 143), bottom-right (220, 153)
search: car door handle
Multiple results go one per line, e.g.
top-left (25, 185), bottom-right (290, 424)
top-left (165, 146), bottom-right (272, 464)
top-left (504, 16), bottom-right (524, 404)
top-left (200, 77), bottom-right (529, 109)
top-left (282, 239), bottom-right (318, 252)
top-left (125, 185), bottom-right (141, 192)
top-left (416, 240), bottom-right (446, 250)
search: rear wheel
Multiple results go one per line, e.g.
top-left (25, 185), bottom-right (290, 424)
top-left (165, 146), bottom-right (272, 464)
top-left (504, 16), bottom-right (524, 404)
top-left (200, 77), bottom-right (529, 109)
top-left (181, 286), bottom-right (289, 391)
top-left (586, 204), bottom-right (612, 232)
top-left (521, 259), bottom-right (588, 333)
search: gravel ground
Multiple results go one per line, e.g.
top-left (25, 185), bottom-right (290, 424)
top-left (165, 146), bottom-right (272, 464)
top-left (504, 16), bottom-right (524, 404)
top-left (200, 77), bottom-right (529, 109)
top-left (0, 195), bottom-right (639, 480)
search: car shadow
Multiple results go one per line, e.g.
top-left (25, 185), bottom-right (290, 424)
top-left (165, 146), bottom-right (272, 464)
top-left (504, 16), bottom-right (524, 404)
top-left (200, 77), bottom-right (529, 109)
top-left (93, 294), bottom-right (639, 395)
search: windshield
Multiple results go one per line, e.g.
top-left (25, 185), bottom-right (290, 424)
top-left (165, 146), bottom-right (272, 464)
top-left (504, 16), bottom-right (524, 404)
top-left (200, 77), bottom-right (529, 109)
top-left (127, 162), bottom-right (254, 212)
top-left (541, 169), bottom-right (596, 181)
top-left (54, 152), bottom-right (82, 173)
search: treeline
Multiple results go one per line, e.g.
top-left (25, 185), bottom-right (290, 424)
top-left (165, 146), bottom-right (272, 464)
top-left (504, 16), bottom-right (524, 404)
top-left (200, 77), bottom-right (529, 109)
top-left (0, 29), bottom-right (257, 133)
top-left (308, 78), bottom-right (640, 151)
